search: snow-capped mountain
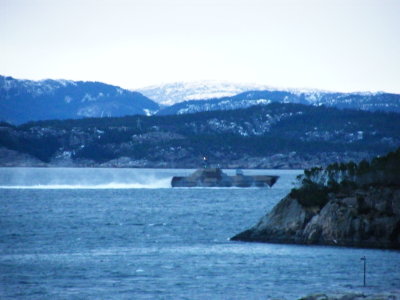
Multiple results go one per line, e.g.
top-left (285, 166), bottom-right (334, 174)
top-left (154, 85), bottom-right (400, 115)
top-left (136, 81), bottom-right (275, 106)
top-left (0, 76), bottom-right (159, 124)
top-left (2, 76), bottom-right (399, 124)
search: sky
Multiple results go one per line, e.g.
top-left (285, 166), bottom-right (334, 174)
top-left (1, 0), bottom-right (400, 93)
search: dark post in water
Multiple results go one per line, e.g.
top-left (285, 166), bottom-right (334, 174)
top-left (361, 256), bottom-right (366, 287)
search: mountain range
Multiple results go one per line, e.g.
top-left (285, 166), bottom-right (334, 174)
top-left (157, 89), bottom-right (400, 115)
top-left (0, 75), bottom-right (159, 124)
top-left (1, 76), bottom-right (400, 125)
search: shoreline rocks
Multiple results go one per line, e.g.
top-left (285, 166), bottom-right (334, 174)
top-left (299, 292), bottom-right (400, 300)
top-left (231, 187), bottom-right (400, 250)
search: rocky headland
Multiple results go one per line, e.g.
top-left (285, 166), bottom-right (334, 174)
top-left (231, 149), bottom-right (400, 249)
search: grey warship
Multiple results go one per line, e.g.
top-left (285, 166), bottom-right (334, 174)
top-left (171, 168), bottom-right (279, 188)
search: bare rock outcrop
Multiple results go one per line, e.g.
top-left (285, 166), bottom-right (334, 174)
top-left (231, 187), bottom-right (400, 249)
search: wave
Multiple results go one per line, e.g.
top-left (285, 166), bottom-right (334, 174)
top-left (0, 179), bottom-right (172, 190)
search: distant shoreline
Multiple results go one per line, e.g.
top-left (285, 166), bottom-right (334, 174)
top-left (0, 146), bottom-right (375, 170)
top-left (0, 164), bottom-right (300, 170)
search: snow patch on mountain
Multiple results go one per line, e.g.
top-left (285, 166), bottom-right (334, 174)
top-left (175, 99), bottom-right (273, 115)
top-left (136, 81), bottom-right (276, 106)
top-left (137, 80), bottom-right (389, 108)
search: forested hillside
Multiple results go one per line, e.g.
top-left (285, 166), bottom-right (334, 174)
top-left (1, 103), bottom-right (399, 168)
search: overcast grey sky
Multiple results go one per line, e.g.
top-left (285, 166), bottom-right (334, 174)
top-left (1, 0), bottom-right (399, 93)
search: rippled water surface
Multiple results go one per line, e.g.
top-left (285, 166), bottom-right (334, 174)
top-left (0, 168), bottom-right (399, 299)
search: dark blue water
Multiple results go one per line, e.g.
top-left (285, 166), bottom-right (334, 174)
top-left (0, 168), bottom-right (399, 299)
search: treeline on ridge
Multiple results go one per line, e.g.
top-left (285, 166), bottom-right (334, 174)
top-left (0, 103), bottom-right (399, 164)
top-left (290, 147), bottom-right (400, 208)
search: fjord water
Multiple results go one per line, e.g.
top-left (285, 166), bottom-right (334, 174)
top-left (0, 168), bottom-right (399, 299)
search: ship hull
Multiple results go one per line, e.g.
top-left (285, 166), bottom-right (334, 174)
top-left (171, 169), bottom-right (279, 188)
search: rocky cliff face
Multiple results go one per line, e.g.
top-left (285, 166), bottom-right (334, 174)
top-left (231, 187), bottom-right (400, 249)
